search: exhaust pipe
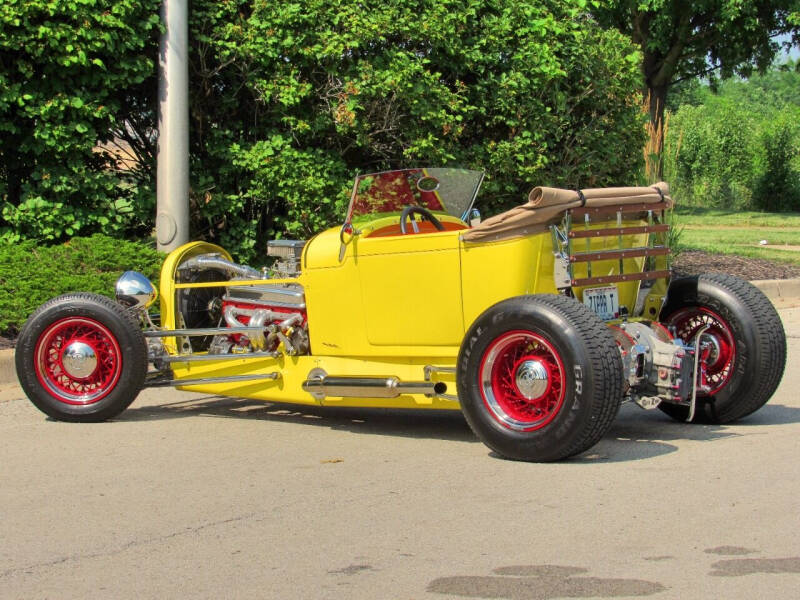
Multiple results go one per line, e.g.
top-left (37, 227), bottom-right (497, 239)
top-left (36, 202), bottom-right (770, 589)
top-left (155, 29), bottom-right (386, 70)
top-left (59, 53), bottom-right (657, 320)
top-left (178, 253), bottom-right (263, 280)
top-left (302, 373), bottom-right (447, 401)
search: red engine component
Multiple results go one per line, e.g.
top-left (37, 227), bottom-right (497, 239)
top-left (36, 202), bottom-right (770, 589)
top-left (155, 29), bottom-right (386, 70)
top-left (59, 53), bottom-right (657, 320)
top-left (220, 299), bottom-right (308, 353)
top-left (217, 283), bottom-right (310, 354)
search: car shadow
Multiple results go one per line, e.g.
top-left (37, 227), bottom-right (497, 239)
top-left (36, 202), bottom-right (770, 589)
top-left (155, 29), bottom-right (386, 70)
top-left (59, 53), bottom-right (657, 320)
top-left (729, 402), bottom-right (800, 426)
top-left (119, 395), bottom-right (800, 460)
top-left (120, 394), bottom-right (479, 443)
top-left (567, 401), bottom-right (800, 464)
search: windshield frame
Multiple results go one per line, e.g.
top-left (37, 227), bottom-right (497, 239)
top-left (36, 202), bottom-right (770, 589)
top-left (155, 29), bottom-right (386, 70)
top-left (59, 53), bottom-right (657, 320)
top-left (343, 167), bottom-right (485, 227)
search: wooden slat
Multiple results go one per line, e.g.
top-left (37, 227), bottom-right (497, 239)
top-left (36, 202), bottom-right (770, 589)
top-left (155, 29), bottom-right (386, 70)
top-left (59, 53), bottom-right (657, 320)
top-left (568, 224), bottom-right (670, 239)
top-left (569, 201), bottom-right (670, 219)
top-left (571, 270), bottom-right (671, 287)
top-left (569, 247), bottom-right (670, 263)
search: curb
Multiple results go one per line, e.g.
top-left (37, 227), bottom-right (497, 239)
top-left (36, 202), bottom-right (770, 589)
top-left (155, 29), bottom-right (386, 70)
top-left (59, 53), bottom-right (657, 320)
top-left (751, 278), bottom-right (800, 308)
top-left (1, 278), bottom-right (798, 388)
top-left (0, 348), bottom-right (15, 387)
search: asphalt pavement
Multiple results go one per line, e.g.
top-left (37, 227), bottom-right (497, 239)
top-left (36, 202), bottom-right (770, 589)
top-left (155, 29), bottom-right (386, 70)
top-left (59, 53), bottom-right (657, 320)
top-left (1, 308), bottom-right (799, 599)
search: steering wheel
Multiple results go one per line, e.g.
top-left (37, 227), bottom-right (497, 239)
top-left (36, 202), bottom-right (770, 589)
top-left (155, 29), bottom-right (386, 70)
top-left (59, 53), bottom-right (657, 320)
top-left (400, 205), bottom-right (446, 234)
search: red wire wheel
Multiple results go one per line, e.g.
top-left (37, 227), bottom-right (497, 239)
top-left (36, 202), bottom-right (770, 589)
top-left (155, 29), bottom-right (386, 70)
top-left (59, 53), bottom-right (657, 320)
top-left (34, 317), bottom-right (123, 405)
top-left (458, 295), bottom-right (622, 461)
top-left (665, 306), bottom-right (735, 396)
top-left (478, 330), bottom-right (566, 431)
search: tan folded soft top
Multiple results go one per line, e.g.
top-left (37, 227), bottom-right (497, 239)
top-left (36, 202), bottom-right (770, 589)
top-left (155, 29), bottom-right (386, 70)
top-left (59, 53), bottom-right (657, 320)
top-left (461, 182), bottom-right (672, 243)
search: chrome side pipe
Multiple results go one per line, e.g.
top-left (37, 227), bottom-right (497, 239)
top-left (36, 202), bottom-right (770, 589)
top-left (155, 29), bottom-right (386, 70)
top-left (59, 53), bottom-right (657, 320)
top-left (161, 350), bottom-right (280, 364)
top-left (145, 372), bottom-right (281, 388)
top-left (303, 373), bottom-right (447, 401)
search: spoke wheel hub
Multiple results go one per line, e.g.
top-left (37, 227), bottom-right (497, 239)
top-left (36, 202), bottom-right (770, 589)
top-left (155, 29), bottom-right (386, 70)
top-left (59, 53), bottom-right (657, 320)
top-left (479, 330), bottom-right (565, 432)
top-left (667, 307), bottom-right (735, 396)
top-left (514, 359), bottom-right (550, 400)
top-left (34, 317), bottom-right (122, 405)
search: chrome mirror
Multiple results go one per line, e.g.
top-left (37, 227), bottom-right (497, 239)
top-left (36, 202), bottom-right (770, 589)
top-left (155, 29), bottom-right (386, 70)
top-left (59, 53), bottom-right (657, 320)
top-left (338, 223), bottom-right (361, 262)
top-left (466, 208), bottom-right (481, 226)
top-left (339, 222), bottom-right (360, 245)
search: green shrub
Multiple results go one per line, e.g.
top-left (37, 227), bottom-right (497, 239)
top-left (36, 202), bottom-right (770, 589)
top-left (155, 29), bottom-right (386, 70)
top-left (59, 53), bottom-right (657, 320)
top-left (664, 66), bottom-right (800, 211)
top-left (0, 0), bottom-right (162, 243)
top-left (664, 101), bottom-right (759, 209)
top-left (0, 235), bottom-right (163, 336)
top-left (754, 118), bottom-right (800, 211)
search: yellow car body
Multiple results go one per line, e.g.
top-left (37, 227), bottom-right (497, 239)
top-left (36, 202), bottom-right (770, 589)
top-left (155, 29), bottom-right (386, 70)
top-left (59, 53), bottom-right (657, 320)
top-left (157, 187), bottom-right (667, 409)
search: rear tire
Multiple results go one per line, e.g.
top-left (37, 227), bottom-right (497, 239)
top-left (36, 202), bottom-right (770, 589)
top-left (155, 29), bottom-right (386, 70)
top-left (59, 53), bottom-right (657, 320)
top-left (15, 293), bottom-right (147, 422)
top-left (457, 295), bottom-right (623, 462)
top-left (659, 274), bottom-right (786, 423)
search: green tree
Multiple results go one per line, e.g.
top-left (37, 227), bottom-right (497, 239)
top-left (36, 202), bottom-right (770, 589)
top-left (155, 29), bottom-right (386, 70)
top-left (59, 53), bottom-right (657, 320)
top-left (1, 0), bottom-right (649, 261)
top-left (0, 0), bottom-right (161, 242)
top-left (186, 0), bottom-right (646, 261)
top-left (595, 0), bottom-right (799, 172)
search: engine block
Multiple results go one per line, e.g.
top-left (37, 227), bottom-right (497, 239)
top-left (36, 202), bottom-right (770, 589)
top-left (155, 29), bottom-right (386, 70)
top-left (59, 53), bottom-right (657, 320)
top-left (213, 284), bottom-right (309, 355)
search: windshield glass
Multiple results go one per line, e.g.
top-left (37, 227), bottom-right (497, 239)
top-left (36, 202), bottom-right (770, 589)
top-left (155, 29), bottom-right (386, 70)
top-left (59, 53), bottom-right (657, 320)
top-left (346, 168), bottom-right (484, 223)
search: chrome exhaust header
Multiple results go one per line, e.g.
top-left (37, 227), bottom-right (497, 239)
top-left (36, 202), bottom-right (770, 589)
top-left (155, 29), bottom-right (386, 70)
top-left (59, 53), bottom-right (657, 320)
top-left (144, 326), bottom-right (265, 338)
top-left (178, 253), bottom-right (262, 280)
top-left (302, 370), bottom-right (447, 401)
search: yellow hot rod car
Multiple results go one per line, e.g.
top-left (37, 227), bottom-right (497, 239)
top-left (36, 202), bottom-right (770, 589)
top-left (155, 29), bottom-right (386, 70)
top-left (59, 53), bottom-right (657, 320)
top-left (15, 168), bottom-right (787, 461)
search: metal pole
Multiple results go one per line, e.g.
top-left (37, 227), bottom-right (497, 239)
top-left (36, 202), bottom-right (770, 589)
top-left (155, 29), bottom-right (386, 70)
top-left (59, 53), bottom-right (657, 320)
top-left (156, 0), bottom-right (190, 252)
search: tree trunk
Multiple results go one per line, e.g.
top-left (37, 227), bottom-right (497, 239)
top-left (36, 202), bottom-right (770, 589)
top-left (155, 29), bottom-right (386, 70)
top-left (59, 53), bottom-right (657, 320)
top-left (645, 83), bottom-right (669, 182)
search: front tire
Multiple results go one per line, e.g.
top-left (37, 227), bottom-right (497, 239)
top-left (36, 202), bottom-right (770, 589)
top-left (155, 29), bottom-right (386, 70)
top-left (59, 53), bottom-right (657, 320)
top-left (15, 293), bottom-right (148, 422)
top-left (659, 274), bottom-right (786, 423)
top-left (457, 295), bottom-right (623, 462)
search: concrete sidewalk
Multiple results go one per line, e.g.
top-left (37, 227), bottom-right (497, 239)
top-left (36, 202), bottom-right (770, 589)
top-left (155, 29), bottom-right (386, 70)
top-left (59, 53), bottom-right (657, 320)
top-left (1, 277), bottom-right (798, 386)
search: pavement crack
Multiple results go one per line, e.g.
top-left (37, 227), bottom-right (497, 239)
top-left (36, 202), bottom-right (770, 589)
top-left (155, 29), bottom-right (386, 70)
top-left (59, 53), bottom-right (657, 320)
top-left (0, 511), bottom-right (260, 579)
top-left (0, 397), bottom-right (26, 404)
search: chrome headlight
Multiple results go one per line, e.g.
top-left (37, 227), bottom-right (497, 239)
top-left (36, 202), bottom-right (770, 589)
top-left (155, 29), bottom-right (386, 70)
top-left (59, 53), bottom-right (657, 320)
top-left (115, 271), bottom-right (158, 309)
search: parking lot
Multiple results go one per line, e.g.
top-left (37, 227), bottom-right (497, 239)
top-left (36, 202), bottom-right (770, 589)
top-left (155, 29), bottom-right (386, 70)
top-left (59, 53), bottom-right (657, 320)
top-left (1, 307), bottom-right (799, 599)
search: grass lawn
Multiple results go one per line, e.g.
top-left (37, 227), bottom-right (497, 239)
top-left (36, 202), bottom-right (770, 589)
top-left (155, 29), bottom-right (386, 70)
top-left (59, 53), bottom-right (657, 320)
top-left (672, 206), bottom-right (800, 266)
top-left (674, 206), bottom-right (800, 228)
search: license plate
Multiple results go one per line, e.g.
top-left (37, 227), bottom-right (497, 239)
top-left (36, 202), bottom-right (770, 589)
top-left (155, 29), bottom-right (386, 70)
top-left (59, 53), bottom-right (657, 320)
top-left (583, 286), bottom-right (619, 321)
